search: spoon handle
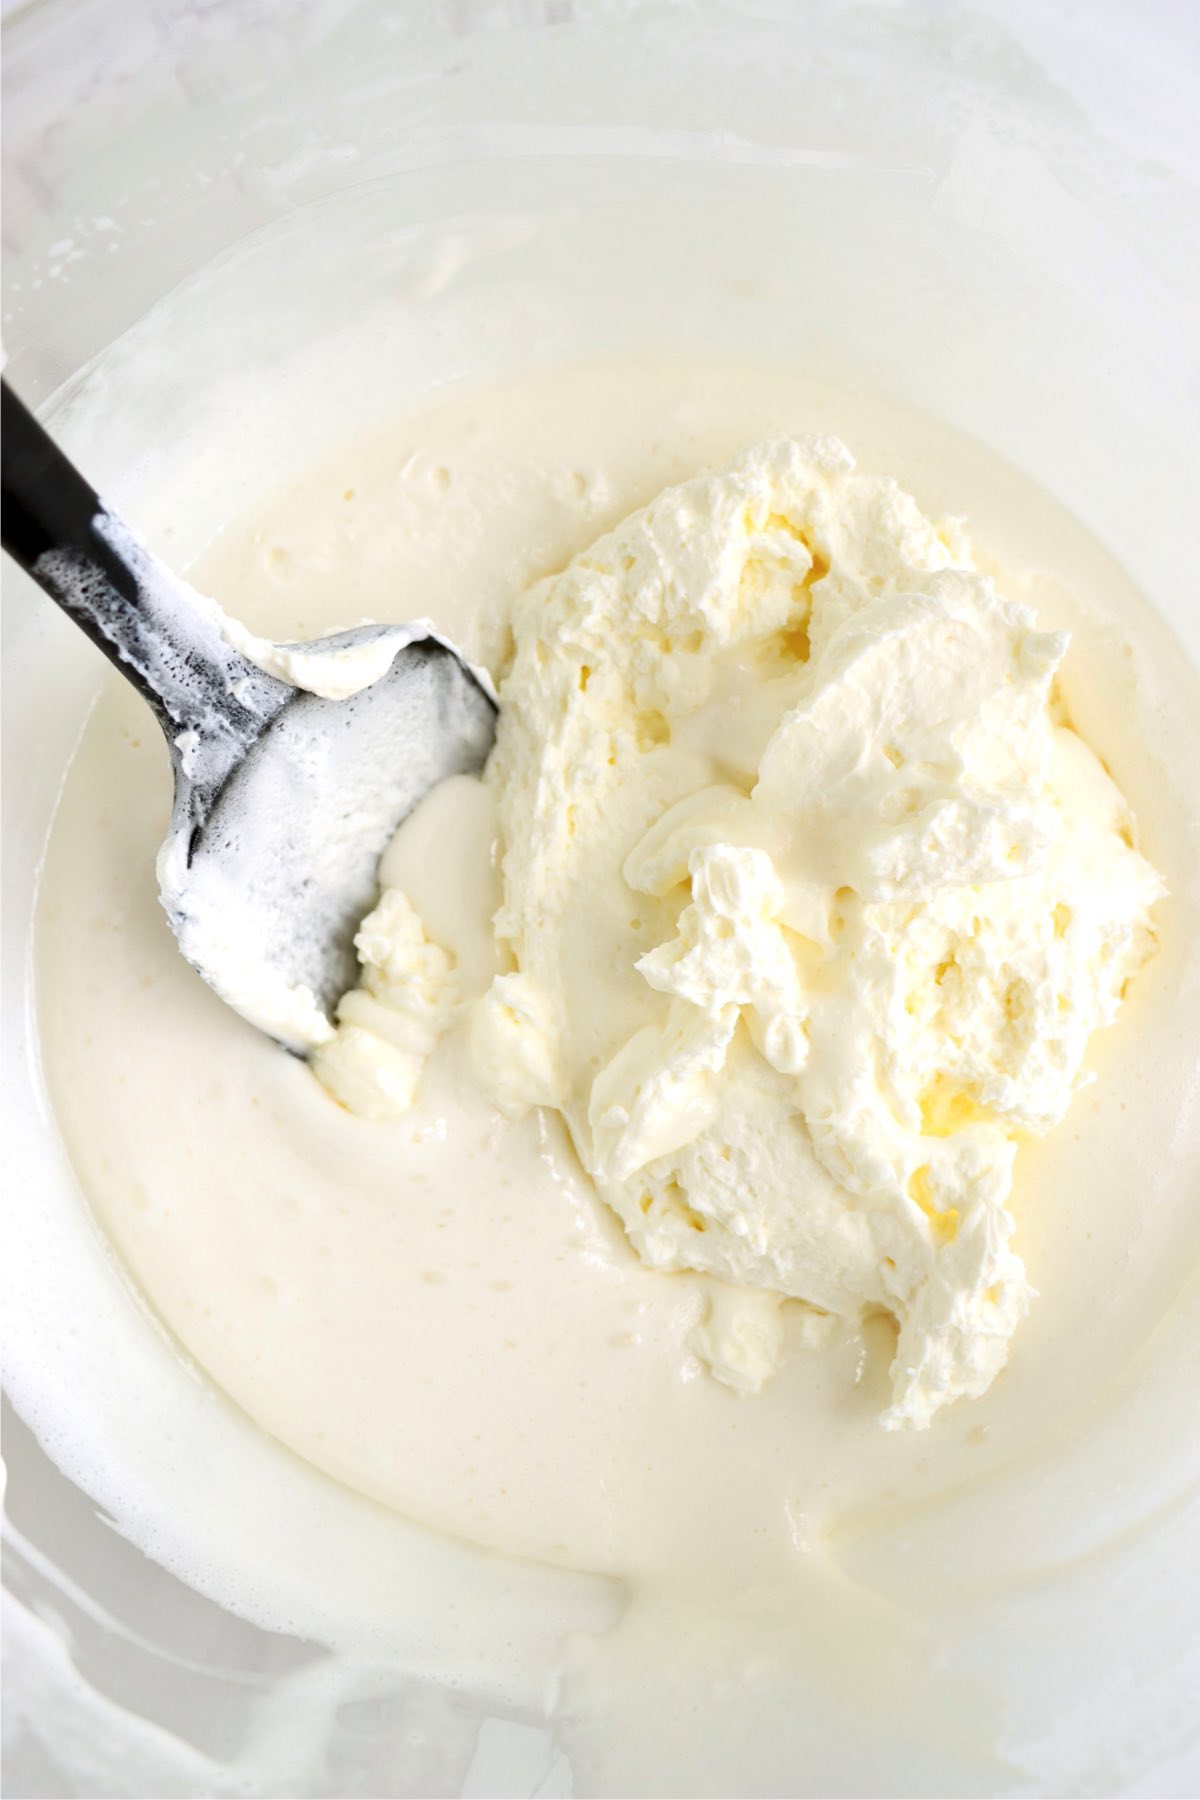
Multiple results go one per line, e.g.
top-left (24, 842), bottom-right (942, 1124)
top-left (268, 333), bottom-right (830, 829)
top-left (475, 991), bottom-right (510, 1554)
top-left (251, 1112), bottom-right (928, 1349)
top-left (1, 380), bottom-right (288, 749)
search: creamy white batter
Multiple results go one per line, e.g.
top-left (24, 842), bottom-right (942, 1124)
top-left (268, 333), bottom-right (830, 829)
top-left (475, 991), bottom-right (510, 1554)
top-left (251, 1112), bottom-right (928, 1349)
top-left (35, 358), bottom-right (1200, 1605)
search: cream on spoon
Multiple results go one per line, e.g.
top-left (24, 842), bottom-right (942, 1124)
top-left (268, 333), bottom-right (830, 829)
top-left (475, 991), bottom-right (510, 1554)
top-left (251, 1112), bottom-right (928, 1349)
top-left (1, 381), bottom-right (496, 1051)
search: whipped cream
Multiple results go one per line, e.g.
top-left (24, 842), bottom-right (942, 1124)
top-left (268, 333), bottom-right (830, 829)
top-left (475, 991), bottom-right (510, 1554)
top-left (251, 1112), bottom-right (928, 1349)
top-left (312, 889), bottom-right (458, 1119)
top-left (468, 972), bottom-right (565, 1119)
top-left (220, 613), bottom-right (497, 706)
top-left (483, 437), bottom-right (1165, 1427)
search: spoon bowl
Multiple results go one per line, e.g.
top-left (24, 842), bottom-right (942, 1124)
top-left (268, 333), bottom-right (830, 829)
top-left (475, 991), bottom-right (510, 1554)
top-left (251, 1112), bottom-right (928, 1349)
top-left (2, 381), bottom-right (497, 1051)
top-left (161, 627), bottom-right (496, 1050)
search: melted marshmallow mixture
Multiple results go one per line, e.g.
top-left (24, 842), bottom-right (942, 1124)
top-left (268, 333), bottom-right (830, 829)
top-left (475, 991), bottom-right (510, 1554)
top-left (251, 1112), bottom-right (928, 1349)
top-left (36, 359), bottom-right (1200, 1593)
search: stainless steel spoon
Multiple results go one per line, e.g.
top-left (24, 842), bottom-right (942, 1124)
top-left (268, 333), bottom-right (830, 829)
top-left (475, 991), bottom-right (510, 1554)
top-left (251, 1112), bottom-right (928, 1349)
top-left (1, 381), bottom-right (497, 1051)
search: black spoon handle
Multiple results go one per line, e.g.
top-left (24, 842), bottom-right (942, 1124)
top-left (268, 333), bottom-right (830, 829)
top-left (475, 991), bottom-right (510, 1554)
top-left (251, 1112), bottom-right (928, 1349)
top-left (1, 379), bottom-right (288, 745)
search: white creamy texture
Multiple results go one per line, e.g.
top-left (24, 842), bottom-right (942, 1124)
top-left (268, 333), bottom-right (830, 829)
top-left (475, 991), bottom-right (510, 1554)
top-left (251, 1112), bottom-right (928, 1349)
top-left (488, 436), bottom-right (1164, 1427)
top-left (469, 972), bottom-right (566, 1118)
top-left (311, 889), bottom-right (458, 1120)
top-left (28, 363), bottom-right (1200, 1797)
top-left (220, 615), bottom-right (404, 701)
top-left (689, 1285), bottom-right (790, 1397)
top-left (311, 774), bottom-right (506, 1116)
top-left (220, 611), bottom-right (498, 706)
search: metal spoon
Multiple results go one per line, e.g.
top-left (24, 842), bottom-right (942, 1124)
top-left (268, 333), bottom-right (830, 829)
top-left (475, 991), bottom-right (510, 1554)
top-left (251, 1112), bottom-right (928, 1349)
top-left (1, 380), bottom-right (497, 1052)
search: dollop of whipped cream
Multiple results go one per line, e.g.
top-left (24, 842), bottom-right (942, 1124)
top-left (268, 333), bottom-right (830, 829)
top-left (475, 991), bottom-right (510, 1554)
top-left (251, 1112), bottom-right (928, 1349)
top-left (481, 436), bottom-right (1165, 1428)
top-left (219, 615), bottom-right (460, 704)
top-left (468, 972), bottom-right (565, 1119)
top-left (312, 889), bottom-right (457, 1120)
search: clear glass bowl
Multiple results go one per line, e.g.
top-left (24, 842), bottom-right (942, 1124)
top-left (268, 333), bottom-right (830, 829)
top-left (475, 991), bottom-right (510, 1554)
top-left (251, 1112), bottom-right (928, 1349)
top-left (3, 3), bottom-right (1198, 1793)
